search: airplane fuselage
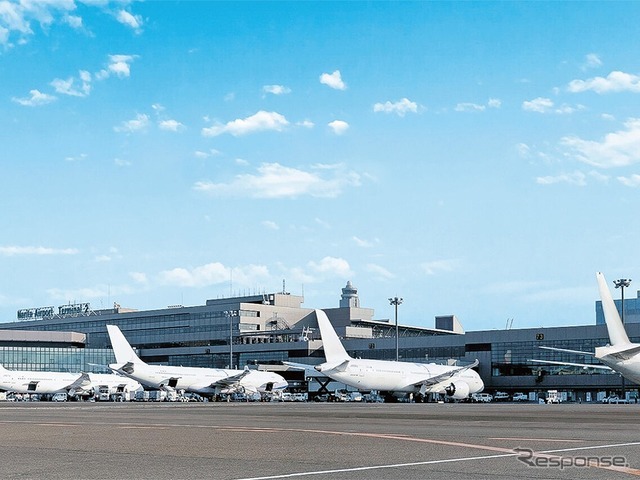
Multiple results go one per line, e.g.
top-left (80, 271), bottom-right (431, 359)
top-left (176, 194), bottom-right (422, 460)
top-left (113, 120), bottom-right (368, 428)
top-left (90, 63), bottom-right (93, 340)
top-left (0, 370), bottom-right (80, 394)
top-left (597, 352), bottom-right (640, 385)
top-left (117, 364), bottom-right (287, 394)
top-left (321, 358), bottom-right (484, 394)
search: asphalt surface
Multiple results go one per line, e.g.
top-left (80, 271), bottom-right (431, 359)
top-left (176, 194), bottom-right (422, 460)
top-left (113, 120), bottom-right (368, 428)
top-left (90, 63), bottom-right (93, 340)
top-left (0, 401), bottom-right (638, 479)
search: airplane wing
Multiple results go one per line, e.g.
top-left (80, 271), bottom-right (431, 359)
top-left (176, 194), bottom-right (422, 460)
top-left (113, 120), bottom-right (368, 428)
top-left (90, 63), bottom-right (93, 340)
top-left (211, 369), bottom-right (251, 389)
top-left (528, 359), bottom-right (612, 370)
top-left (282, 361), bottom-right (317, 371)
top-left (539, 346), bottom-right (595, 356)
top-left (66, 373), bottom-right (93, 393)
top-left (415, 360), bottom-right (479, 387)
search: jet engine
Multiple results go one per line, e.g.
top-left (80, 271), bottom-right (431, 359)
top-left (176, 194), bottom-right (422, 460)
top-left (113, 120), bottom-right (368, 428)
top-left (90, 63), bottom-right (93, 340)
top-left (444, 381), bottom-right (470, 400)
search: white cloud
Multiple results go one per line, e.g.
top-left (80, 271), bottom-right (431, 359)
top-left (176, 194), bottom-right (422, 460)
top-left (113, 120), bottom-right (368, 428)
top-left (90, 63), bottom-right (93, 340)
top-left (63, 14), bottom-right (82, 29)
top-left (352, 236), bottom-right (377, 248)
top-left (0, 2), bottom-right (146, 49)
top-left (47, 283), bottom-right (135, 302)
top-left (159, 262), bottom-right (229, 287)
top-left (0, 0), bottom-right (76, 48)
top-left (617, 174), bottom-right (640, 187)
top-left (297, 119), bottom-right (315, 128)
top-left (12, 89), bottom-right (56, 106)
top-left (454, 98), bottom-right (501, 112)
top-left (0, 245), bottom-right (78, 256)
top-left (560, 118), bottom-right (640, 168)
top-left (116, 9), bottom-right (143, 33)
top-left (536, 171), bottom-right (587, 186)
top-left (194, 162), bottom-right (361, 199)
top-left (65, 153), bottom-right (88, 162)
top-left (308, 256), bottom-right (353, 277)
top-left (365, 263), bottom-right (395, 280)
top-left (568, 71), bottom-right (640, 94)
top-left (315, 218), bottom-right (331, 229)
top-left (158, 119), bottom-right (185, 132)
top-left (522, 97), bottom-right (580, 114)
top-left (130, 272), bottom-right (148, 284)
top-left (194, 149), bottom-right (221, 159)
top-left (320, 70), bottom-right (346, 90)
top-left (516, 143), bottom-right (531, 157)
top-left (373, 98), bottom-right (418, 116)
top-left (262, 84), bottom-right (291, 95)
top-left (455, 102), bottom-right (485, 112)
top-left (582, 53), bottom-right (602, 70)
top-left (96, 54), bottom-right (137, 80)
top-left (522, 97), bottom-right (554, 113)
top-left (51, 70), bottom-right (91, 97)
top-left (114, 158), bottom-right (131, 167)
top-left (114, 113), bottom-right (150, 133)
top-left (159, 262), bottom-right (269, 288)
top-left (202, 110), bottom-right (289, 137)
top-left (328, 120), bottom-right (349, 135)
top-left (262, 220), bottom-right (279, 230)
top-left (422, 259), bottom-right (461, 275)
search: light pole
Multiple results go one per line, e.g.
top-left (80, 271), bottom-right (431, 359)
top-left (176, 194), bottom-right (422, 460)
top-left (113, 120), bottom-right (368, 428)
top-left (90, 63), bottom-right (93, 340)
top-left (389, 297), bottom-right (403, 361)
top-left (613, 278), bottom-right (631, 398)
top-left (225, 310), bottom-right (238, 369)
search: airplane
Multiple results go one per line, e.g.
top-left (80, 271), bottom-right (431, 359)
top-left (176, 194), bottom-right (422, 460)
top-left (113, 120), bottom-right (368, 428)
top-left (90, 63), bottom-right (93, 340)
top-left (291, 309), bottom-right (484, 401)
top-left (0, 364), bottom-right (88, 395)
top-left (106, 324), bottom-right (288, 398)
top-left (530, 272), bottom-right (640, 384)
top-left (0, 364), bottom-right (141, 398)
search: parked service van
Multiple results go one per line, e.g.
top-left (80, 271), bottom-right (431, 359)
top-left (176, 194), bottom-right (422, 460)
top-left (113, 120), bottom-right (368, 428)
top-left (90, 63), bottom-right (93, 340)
top-left (51, 393), bottom-right (68, 402)
top-left (471, 393), bottom-right (493, 403)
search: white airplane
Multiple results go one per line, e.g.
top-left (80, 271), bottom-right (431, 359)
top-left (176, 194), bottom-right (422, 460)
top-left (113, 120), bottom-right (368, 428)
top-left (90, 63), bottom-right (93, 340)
top-left (302, 309), bottom-right (484, 400)
top-left (0, 364), bottom-right (88, 395)
top-left (106, 324), bottom-right (288, 397)
top-left (532, 272), bottom-right (640, 384)
top-left (0, 364), bottom-right (140, 398)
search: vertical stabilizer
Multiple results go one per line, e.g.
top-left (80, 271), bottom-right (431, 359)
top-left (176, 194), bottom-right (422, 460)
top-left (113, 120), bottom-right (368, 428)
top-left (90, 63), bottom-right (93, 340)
top-left (315, 309), bottom-right (351, 363)
top-left (596, 272), bottom-right (631, 346)
top-left (106, 325), bottom-right (145, 365)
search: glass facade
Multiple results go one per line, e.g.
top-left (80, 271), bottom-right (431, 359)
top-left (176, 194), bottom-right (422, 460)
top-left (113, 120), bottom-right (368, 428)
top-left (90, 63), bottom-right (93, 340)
top-left (0, 347), bottom-right (116, 373)
top-left (490, 337), bottom-right (640, 377)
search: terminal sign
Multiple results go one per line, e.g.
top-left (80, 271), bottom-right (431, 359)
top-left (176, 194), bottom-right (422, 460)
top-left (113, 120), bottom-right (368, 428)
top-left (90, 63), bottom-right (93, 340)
top-left (58, 303), bottom-right (91, 316)
top-left (17, 306), bottom-right (55, 320)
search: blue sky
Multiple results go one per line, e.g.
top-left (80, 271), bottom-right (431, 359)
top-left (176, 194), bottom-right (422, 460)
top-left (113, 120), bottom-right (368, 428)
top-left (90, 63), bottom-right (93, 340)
top-left (2, 1), bottom-right (640, 331)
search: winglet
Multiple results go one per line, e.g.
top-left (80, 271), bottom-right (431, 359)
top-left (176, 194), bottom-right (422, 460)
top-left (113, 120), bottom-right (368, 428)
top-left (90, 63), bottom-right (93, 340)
top-left (315, 309), bottom-right (350, 364)
top-left (106, 325), bottom-right (144, 365)
top-left (596, 272), bottom-right (631, 346)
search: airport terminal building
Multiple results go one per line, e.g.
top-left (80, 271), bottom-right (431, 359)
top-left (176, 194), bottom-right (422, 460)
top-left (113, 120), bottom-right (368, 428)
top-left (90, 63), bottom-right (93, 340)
top-left (1, 281), bottom-right (638, 402)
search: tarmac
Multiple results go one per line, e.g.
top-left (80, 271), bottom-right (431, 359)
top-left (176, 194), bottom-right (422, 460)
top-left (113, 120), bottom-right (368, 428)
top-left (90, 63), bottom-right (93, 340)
top-left (0, 401), bottom-right (639, 479)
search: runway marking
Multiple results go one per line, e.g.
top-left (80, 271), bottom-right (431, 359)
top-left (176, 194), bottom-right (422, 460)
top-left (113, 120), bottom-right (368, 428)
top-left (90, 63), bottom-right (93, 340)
top-left (2, 420), bottom-right (639, 476)
top-left (237, 440), bottom-right (640, 479)
top-left (120, 426), bottom-right (170, 430)
top-left (489, 437), bottom-right (583, 443)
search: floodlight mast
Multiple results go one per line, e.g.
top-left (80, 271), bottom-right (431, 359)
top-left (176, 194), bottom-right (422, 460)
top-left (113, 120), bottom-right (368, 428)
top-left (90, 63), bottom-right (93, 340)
top-left (389, 297), bottom-right (403, 361)
top-left (613, 278), bottom-right (632, 398)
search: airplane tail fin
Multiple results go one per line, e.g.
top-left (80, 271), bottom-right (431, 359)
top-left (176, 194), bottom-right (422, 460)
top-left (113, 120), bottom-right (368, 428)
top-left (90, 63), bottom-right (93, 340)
top-left (315, 309), bottom-right (351, 364)
top-left (106, 325), bottom-right (145, 365)
top-left (596, 272), bottom-right (631, 346)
